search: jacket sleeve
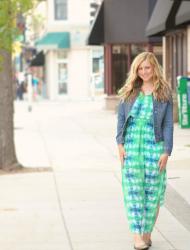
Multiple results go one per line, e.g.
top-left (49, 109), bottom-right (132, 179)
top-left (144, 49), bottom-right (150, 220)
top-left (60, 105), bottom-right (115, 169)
top-left (163, 98), bottom-right (174, 155)
top-left (116, 101), bottom-right (125, 145)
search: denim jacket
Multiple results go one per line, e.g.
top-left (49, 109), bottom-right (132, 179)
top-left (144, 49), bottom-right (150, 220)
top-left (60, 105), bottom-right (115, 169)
top-left (116, 95), bottom-right (174, 155)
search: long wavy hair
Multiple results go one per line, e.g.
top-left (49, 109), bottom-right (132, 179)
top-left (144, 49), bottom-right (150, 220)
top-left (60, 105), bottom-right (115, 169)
top-left (118, 52), bottom-right (172, 102)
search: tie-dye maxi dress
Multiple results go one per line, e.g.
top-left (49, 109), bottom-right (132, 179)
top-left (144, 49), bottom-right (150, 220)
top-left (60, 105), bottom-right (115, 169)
top-left (121, 92), bottom-right (166, 234)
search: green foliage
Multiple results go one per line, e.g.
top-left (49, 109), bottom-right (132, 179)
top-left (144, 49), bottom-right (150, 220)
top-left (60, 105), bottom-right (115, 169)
top-left (0, 0), bottom-right (38, 51)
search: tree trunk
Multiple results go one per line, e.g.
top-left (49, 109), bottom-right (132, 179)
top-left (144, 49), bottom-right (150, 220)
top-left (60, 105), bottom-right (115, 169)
top-left (0, 50), bottom-right (20, 170)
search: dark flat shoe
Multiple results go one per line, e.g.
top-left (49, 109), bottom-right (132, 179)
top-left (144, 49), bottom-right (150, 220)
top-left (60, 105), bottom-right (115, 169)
top-left (146, 239), bottom-right (152, 247)
top-left (148, 240), bottom-right (152, 247)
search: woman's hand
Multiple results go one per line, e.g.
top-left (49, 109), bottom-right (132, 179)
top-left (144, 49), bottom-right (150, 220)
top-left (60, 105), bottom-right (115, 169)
top-left (158, 153), bottom-right (169, 172)
top-left (118, 144), bottom-right (126, 168)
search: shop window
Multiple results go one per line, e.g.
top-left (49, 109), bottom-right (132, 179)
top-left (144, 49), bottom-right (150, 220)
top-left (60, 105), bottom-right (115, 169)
top-left (92, 49), bottom-right (104, 91)
top-left (106, 43), bottom-right (162, 96)
top-left (112, 44), bottom-right (149, 94)
top-left (152, 45), bottom-right (162, 66)
top-left (58, 63), bottom-right (68, 94)
top-left (57, 50), bottom-right (68, 94)
top-left (112, 45), bottom-right (128, 94)
top-left (131, 44), bottom-right (148, 63)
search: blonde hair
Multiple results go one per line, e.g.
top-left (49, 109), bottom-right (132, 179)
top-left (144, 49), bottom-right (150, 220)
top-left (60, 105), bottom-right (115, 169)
top-left (118, 52), bottom-right (172, 102)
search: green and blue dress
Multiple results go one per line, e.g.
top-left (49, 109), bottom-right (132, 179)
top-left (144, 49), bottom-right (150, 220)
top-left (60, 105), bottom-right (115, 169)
top-left (121, 91), bottom-right (166, 234)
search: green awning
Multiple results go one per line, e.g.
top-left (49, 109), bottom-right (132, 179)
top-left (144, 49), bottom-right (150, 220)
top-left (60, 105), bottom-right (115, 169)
top-left (36, 32), bottom-right (70, 50)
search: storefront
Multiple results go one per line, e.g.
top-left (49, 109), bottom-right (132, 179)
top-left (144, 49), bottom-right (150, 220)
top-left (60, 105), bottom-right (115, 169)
top-left (104, 44), bottom-right (162, 97)
top-left (35, 32), bottom-right (70, 100)
top-left (146, 0), bottom-right (190, 121)
top-left (88, 0), bottom-right (162, 109)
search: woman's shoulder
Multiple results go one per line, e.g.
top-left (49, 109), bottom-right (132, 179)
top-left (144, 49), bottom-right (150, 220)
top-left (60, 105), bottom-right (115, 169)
top-left (119, 98), bottom-right (126, 104)
top-left (119, 98), bottom-right (132, 107)
top-left (118, 99), bottom-right (126, 111)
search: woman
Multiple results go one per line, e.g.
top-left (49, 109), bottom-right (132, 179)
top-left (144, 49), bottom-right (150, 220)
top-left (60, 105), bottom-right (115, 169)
top-left (116, 52), bottom-right (173, 250)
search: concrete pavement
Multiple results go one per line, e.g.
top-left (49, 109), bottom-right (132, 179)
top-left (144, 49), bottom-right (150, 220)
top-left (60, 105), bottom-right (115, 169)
top-left (0, 99), bottom-right (189, 250)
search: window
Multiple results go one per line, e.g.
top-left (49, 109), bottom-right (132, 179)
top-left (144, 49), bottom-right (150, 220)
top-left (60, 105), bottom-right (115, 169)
top-left (112, 45), bottom-right (128, 93)
top-left (92, 50), bottom-right (104, 91)
top-left (54, 0), bottom-right (67, 20)
top-left (57, 50), bottom-right (68, 94)
top-left (131, 44), bottom-right (148, 64)
top-left (152, 46), bottom-right (162, 66)
top-left (58, 63), bottom-right (68, 94)
top-left (111, 44), bottom-right (149, 94)
top-left (109, 44), bottom-right (162, 94)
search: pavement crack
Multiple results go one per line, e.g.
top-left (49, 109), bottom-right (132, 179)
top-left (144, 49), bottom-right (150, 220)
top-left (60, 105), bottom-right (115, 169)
top-left (35, 118), bottom-right (74, 250)
top-left (154, 226), bottom-right (177, 250)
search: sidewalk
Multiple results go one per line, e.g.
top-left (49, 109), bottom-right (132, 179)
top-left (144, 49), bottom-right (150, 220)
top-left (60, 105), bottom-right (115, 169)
top-left (0, 99), bottom-right (189, 250)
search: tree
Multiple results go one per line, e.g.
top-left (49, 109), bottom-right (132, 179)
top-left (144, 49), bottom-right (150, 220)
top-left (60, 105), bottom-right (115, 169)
top-left (0, 0), bottom-right (38, 170)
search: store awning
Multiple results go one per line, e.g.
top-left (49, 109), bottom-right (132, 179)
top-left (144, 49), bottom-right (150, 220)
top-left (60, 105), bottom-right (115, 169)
top-left (30, 51), bottom-right (45, 67)
top-left (87, 1), bottom-right (104, 45)
top-left (176, 2), bottom-right (190, 25)
top-left (146, 0), bottom-right (175, 36)
top-left (36, 32), bottom-right (70, 50)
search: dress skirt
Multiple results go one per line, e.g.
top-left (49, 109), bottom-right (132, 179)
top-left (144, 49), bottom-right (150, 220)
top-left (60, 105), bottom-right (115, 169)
top-left (121, 92), bottom-right (166, 234)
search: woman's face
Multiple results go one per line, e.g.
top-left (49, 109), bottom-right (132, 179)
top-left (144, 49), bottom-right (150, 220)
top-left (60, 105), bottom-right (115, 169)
top-left (137, 59), bottom-right (154, 83)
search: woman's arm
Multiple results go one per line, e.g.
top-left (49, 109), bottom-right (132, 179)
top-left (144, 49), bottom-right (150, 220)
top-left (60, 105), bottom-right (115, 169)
top-left (162, 98), bottom-right (174, 156)
top-left (158, 98), bottom-right (173, 172)
top-left (116, 101), bottom-right (126, 167)
top-left (116, 101), bottom-right (125, 145)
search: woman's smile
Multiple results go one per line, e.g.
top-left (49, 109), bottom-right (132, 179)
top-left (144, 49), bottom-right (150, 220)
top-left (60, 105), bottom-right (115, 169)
top-left (138, 59), bottom-right (154, 83)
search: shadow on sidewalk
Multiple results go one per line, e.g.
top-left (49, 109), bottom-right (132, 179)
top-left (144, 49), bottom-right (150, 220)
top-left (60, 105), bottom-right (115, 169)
top-left (0, 166), bottom-right (52, 176)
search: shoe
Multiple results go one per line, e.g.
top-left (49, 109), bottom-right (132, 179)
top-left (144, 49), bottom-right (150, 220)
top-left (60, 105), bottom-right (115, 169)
top-left (147, 239), bottom-right (152, 247)
top-left (134, 242), bottom-right (149, 250)
top-left (146, 239), bottom-right (152, 247)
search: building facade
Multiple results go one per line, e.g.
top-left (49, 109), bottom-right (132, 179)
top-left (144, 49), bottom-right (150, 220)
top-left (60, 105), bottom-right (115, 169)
top-left (88, 0), bottom-right (162, 109)
top-left (146, 0), bottom-right (190, 121)
top-left (35, 0), bottom-right (103, 100)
